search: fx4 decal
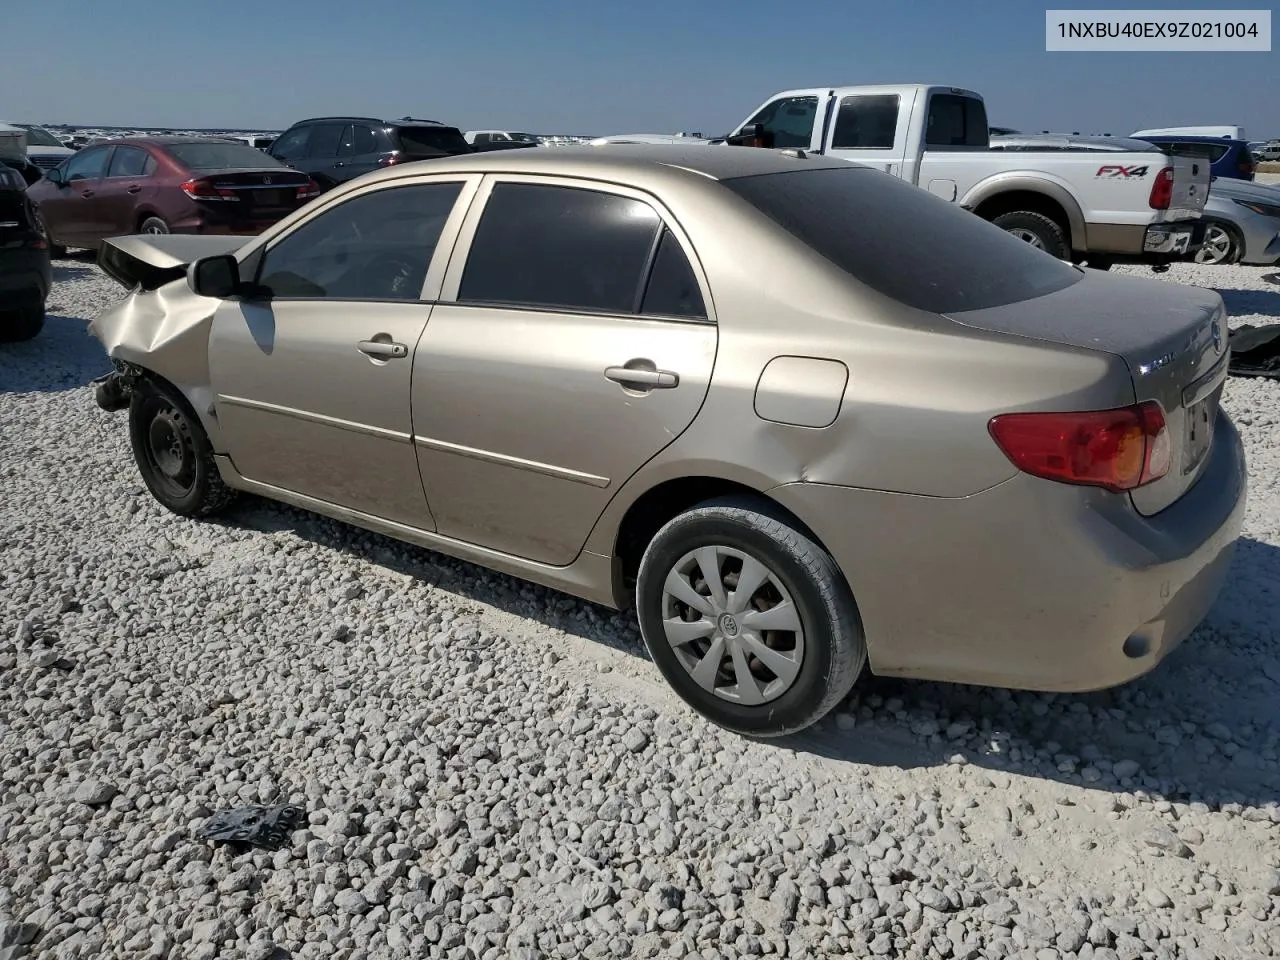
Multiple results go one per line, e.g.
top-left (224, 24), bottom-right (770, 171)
top-left (1096, 164), bottom-right (1150, 179)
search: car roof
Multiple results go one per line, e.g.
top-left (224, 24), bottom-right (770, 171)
top-left (360, 144), bottom-right (855, 187)
top-left (1135, 134), bottom-right (1248, 146)
top-left (84, 136), bottom-right (244, 148)
top-left (288, 116), bottom-right (457, 129)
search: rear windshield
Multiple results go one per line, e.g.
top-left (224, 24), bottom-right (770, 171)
top-left (168, 142), bottom-right (285, 170)
top-left (394, 126), bottom-right (472, 156)
top-left (17, 125), bottom-right (64, 147)
top-left (721, 166), bottom-right (1082, 313)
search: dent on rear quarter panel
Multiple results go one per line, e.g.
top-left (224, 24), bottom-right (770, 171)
top-left (90, 282), bottom-right (223, 448)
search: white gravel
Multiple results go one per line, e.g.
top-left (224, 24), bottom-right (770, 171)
top-left (1, 254), bottom-right (1278, 960)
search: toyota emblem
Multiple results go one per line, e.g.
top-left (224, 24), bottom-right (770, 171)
top-left (1212, 321), bottom-right (1223, 355)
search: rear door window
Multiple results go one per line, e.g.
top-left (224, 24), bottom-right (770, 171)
top-left (458, 182), bottom-right (662, 313)
top-left (338, 124), bottom-right (378, 157)
top-left (925, 94), bottom-right (988, 147)
top-left (640, 230), bottom-right (706, 319)
top-left (831, 95), bottom-right (900, 149)
top-left (106, 146), bottom-right (152, 178)
top-left (721, 166), bottom-right (1080, 313)
top-left (258, 182), bottom-right (464, 300)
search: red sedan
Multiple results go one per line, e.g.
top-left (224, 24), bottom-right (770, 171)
top-left (28, 136), bottom-right (319, 254)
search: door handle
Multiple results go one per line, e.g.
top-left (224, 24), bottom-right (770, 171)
top-left (604, 364), bottom-right (679, 389)
top-left (358, 339), bottom-right (408, 359)
top-left (80, 190), bottom-right (94, 198)
top-left (333, 162), bottom-right (346, 168)
top-left (127, 185), bottom-right (141, 194)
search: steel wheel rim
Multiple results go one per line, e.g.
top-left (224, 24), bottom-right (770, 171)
top-left (660, 545), bottom-right (805, 705)
top-left (1006, 227), bottom-right (1046, 249)
top-left (144, 402), bottom-right (196, 497)
top-left (1195, 225), bottom-right (1232, 264)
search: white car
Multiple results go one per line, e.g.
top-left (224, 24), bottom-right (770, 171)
top-left (590, 134), bottom-right (711, 146)
top-left (4, 122), bottom-right (75, 172)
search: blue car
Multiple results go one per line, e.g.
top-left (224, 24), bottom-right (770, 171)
top-left (1134, 135), bottom-right (1257, 182)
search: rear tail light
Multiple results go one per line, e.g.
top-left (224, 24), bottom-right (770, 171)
top-left (988, 401), bottom-right (1171, 493)
top-left (296, 178), bottom-right (321, 200)
top-left (377, 154), bottom-right (402, 167)
top-left (181, 177), bottom-right (239, 201)
top-left (1148, 167), bottom-right (1175, 210)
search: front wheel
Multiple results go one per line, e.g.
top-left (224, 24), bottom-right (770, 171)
top-left (635, 496), bottom-right (866, 737)
top-left (0, 303), bottom-right (44, 342)
top-left (128, 378), bottom-right (236, 517)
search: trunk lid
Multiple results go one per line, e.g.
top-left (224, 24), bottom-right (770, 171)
top-left (947, 269), bottom-right (1229, 515)
top-left (1158, 151), bottom-right (1212, 221)
top-left (98, 234), bottom-right (253, 291)
top-left (187, 167), bottom-right (312, 211)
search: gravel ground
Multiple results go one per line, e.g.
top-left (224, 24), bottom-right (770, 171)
top-left (1, 255), bottom-right (1278, 960)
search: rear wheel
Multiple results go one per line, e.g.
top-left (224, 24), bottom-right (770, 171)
top-left (991, 211), bottom-right (1069, 261)
top-left (139, 216), bottom-right (170, 236)
top-left (0, 303), bottom-right (44, 342)
top-left (635, 496), bottom-right (866, 737)
top-left (1194, 221), bottom-right (1242, 265)
top-left (129, 378), bottom-right (236, 517)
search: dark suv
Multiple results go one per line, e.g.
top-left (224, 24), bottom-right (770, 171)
top-left (0, 163), bottom-right (51, 341)
top-left (267, 117), bottom-right (473, 191)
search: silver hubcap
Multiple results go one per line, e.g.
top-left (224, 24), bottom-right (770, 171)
top-left (143, 221), bottom-right (167, 235)
top-left (1007, 227), bottom-right (1046, 249)
top-left (661, 545), bottom-right (805, 706)
top-left (1195, 225), bottom-right (1232, 264)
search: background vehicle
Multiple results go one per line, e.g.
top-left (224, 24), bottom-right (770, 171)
top-left (0, 163), bottom-right (51, 341)
top-left (590, 133), bottom-right (712, 146)
top-left (268, 117), bottom-right (474, 190)
top-left (86, 146), bottom-right (1242, 737)
top-left (1193, 178), bottom-right (1280, 265)
top-left (27, 136), bottom-right (318, 254)
top-left (238, 135), bottom-right (277, 151)
top-left (4, 121), bottom-right (76, 172)
top-left (465, 131), bottom-right (542, 151)
top-left (1131, 125), bottom-right (1248, 140)
top-left (1134, 135), bottom-right (1256, 181)
top-left (723, 84), bottom-right (1210, 268)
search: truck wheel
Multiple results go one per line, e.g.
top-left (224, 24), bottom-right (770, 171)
top-left (991, 211), bottom-right (1069, 261)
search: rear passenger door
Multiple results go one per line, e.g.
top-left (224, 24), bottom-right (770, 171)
top-left (411, 177), bottom-right (718, 565)
top-left (822, 90), bottom-right (913, 175)
top-left (95, 145), bottom-right (156, 238)
top-left (335, 123), bottom-right (381, 181)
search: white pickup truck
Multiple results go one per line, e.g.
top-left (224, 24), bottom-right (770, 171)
top-left (721, 85), bottom-right (1211, 268)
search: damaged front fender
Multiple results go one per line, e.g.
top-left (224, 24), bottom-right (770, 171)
top-left (89, 235), bottom-right (249, 451)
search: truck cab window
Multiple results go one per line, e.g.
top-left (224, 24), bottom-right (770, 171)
top-left (832, 95), bottom-right (901, 149)
top-left (743, 96), bottom-right (818, 149)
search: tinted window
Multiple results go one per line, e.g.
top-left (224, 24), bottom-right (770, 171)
top-left (0, 167), bottom-right (23, 190)
top-left (925, 94), bottom-right (988, 147)
top-left (832, 95), bottom-right (900, 149)
top-left (721, 166), bottom-right (1080, 313)
top-left (17, 125), bottom-right (64, 147)
top-left (459, 183), bottom-right (661, 313)
top-left (338, 124), bottom-right (378, 156)
top-left (271, 127), bottom-right (310, 161)
top-left (640, 230), bottom-right (705, 319)
top-left (169, 142), bottom-right (284, 170)
top-left (743, 96), bottom-right (818, 149)
top-left (63, 146), bottom-right (110, 182)
top-left (306, 124), bottom-right (346, 159)
top-left (472, 133), bottom-right (492, 145)
top-left (395, 126), bottom-right (472, 156)
top-left (107, 146), bottom-right (151, 178)
top-left (257, 182), bottom-right (462, 300)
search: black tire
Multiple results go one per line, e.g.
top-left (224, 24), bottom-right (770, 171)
top-left (0, 303), bottom-right (44, 343)
top-left (1079, 255), bottom-right (1114, 271)
top-left (139, 216), bottom-right (170, 236)
top-left (635, 495), bottom-right (866, 737)
top-left (991, 211), bottom-right (1070, 260)
top-left (128, 377), bottom-right (236, 517)
top-left (49, 243), bottom-right (68, 259)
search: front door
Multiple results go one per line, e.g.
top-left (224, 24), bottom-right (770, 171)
top-left (412, 176), bottom-right (718, 566)
top-left (37, 144), bottom-right (113, 246)
top-left (208, 178), bottom-right (473, 528)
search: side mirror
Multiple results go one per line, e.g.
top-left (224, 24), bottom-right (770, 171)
top-left (45, 168), bottom-right (64, 187)
top-left (187, 254), bottom-right (242, 299)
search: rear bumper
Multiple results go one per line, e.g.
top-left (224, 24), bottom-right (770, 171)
top-left (172, 205), bottom-right (305, 236)
top-left (768, 411), bottom-right (1247, 692)
top-left (1086, 220), bottom-right (1204, 259)
top-left (1143, 220), bottom-right (1201, 255)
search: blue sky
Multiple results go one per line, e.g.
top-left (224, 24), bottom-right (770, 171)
top-left (3, 0), bottom-right (1276, 137)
